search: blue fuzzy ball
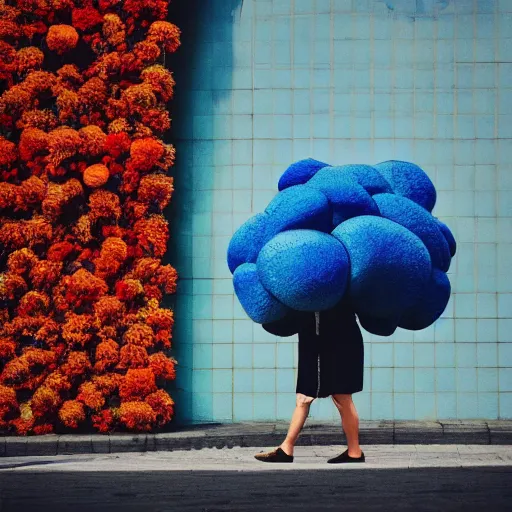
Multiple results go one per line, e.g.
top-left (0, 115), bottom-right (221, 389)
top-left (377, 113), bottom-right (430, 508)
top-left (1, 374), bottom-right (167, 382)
top-left (331, 164), bottom-right (393, 195)
top-left (374, 193), bottom-right (451, 272)
top-left (399, 269), bottom-right (451, 330)
top-left (265, 185), bottom-right (332, 234)
top-left (278, 158), bottom-right (329, 191)
top-left (374, 160), bottom-right (437, 212)
top-left (306, 168), bottom-right (379, 226)
top-left (233, 263), bottom-right (290, 323)
top-left (257, 230), bottom-right (349, 311)
top-left (227, 213), bottom-right (270, 274)
top-left (435, 218), bottom-right (457, 257)
top-left (332, 216), bottom-right (432, 318)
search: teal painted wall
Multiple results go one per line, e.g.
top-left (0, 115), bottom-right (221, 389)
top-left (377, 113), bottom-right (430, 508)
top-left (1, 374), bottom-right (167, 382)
top-left (169, 0), bottom-right (512, 423)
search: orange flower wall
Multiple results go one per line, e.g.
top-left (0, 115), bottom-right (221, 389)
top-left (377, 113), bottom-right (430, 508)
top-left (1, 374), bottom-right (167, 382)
top-left (0, 0), bottom-right (180, 435)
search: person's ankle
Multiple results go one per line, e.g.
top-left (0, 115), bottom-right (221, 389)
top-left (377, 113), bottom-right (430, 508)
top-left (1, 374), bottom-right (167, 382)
top-left (280, 442), bottom-right (294, 456)
top-left (347, 448), bottom-right (362, 458)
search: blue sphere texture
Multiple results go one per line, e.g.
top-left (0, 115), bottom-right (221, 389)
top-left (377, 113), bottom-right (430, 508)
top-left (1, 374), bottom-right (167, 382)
top-left (227, 159), bottom-right (456, 335)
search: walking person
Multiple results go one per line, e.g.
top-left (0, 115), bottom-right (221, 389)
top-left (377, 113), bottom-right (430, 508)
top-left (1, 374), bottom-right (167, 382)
top-left (254, 297), bottom-right (365, 464)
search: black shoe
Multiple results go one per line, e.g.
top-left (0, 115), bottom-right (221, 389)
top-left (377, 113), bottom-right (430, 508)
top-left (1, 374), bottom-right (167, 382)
top-left (254, 447), bottom-right (294, 463)
top-left (327, 449), bottom-right (365, 464)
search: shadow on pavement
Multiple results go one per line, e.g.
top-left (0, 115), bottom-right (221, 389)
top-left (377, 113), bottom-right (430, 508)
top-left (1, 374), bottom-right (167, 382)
top-left (0, 466), bottom-right (511, 511)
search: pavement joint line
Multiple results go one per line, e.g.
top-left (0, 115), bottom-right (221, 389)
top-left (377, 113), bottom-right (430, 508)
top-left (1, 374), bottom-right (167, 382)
top-left (1, 421), bottom-right (512, 457)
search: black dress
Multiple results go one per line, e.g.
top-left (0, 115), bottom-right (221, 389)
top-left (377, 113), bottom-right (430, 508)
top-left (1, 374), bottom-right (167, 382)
top-left (263, 298), bottom-right (364, 398)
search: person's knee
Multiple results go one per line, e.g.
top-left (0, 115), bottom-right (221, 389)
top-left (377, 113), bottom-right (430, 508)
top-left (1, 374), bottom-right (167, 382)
top-left (331, 393), bottom-right (352, 410)
top-left (296, 393), bottom-right (315, 407)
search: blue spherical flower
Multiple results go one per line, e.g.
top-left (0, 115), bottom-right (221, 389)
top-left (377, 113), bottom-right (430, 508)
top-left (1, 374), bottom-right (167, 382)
top-left (227, 158), bottom-right (456, 336)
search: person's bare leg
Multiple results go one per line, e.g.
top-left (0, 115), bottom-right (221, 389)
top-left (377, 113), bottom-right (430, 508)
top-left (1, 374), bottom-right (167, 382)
top-left (331, 394), bottom-right (362, 457)
top-left (280, 393), bottom-right (314, 455)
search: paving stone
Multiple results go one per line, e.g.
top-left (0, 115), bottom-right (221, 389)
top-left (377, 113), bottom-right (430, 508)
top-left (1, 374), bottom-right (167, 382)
top-left (91, 435), bottom-right (110, 454)
top-left (109, 434), bottom-right (147, 453)
top-left (57, 435), bottom-right (93, 455)
top-left (5, 437), bottom-right (27, 457)
top-left (25, 435), bottom-right (58, 456)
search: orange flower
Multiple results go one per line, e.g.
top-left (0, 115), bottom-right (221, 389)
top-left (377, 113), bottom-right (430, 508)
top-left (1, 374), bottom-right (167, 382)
top-left (17, 176), bottom-right (46, 211)
top-left (12, 416), bottom-right (34, 435)
top-left (94, 339), bottom-right (120, 372)
top-left (129, 137), bottom-right (163, 172)
top-left (123, 323), bottom-right (154, 348)
top-left (58, 400), bottom-right (85, 428)
top-left (47, 127), bottom-right (81, 168)
top-left (61, 351), bottom-right (92, 377)
top-left (0, 274), bottom-right (27, 301)
top-left (94, 296), bottom-right (125, 325)
top-left (31, 386), bottom-right (61, 418)
top-left (146, 389), bottom-right (174, 427)
top-left (30, 260), bottom-right (62, 291)
top-left (0, 137), bottom-right (17, 167)
top-left (16, 108), bottom-right (58, 131)
top-left (46, 241), bottom-right (76, 262)
top-left (18, 128), bottom-right (48, 161)
top-left (133, 215), bottom-right (169, 258)
top-left (55, 88), bottom-right (81, 124)
top-left (0, 337), bottom-right (16, 359)
top-left (92, 373), bottom-right (122, 396)
top-left (119, 401), bottom-right (155, 432)
top-left (91, 408), bottom-right (115, 433)
top-left (103, 14), bottom-right (125, 47)
top-left (72, 7), bottom-right (104, 32)
top-left (0, 384), bottom-right (18, 422)
top-left (35, 320), bottom-right (62, 347)
top-left (7, 248), bottom-right (37, 275)
top-left (108, 117), bottom-right (131, 134)
top-left (147, 21), bottom-right (181, 53)
top-left (138, 174), bottom-right (174, 210)
top-left (62, 312), bottom-right (98, 346)
top-left (46, 25), bottom-right (79, 55)
top-left (141, 65), bottom-right (175, 102)
top-left (15, 47), bottom-right (44, 74)
top-left (77, 381), bottom-right (105, 411)
top-left (78, 77), bottom-right (108, 110)
top-left (42, 179), bottom-right (83, 222)
top-left (123, 0), bottom-right (168, 22)
top-left (56, 63), bottom-right (83, 88)
top-left (88, 189), bottom-right (121, 222)
top-left (83, 163), bottom-right (109, 188)
top-left (33, 423), bottom-right (54, 435)
top-left (149, 353), bottom-right (176, 381)
top-left (115, 278), bottom-right (144, 301)
top-left (79, 125), bottom-right (107, 157)
top-left (118, 343), bottom-right (149, 369)
top-left (140, 107), bottom-right (171, 134)
top-left (73, 215), bottom-right (93, 244)
top-left (17, 291), bottom-right (50, 317)
top-left (119, 368), bottom-right (156, 400)
top-left (104, 132), bottom-right (131, 158)
top-left (123, 83), bottom-right (157, 113)
top-left (157, 264), bottom-right (178, 295)
top-left (43, 371), bottom-right (71, 393)
top-left (1, 357), bottom-right (31, 387)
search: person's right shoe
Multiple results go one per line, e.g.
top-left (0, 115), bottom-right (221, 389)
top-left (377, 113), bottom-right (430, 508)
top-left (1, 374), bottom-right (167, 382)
top-left (254, 447), bottom-right (294, 463)
top-left (327, 449), bottom-right (365, 464)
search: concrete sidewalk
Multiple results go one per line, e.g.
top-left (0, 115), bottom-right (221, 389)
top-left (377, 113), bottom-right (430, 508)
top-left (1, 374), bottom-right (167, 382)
top-left (1, 420), bottom-right (511, 457)
top-left (1, 446), bottom-right (511, 511)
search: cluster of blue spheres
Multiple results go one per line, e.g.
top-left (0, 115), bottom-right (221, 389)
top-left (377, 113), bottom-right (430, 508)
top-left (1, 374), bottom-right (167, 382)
top-left (227, 159), bottom-right (456, 336)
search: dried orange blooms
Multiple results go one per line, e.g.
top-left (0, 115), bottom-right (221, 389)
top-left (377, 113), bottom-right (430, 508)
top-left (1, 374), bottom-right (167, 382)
top-left (0, 0), bottom-right (179, 435)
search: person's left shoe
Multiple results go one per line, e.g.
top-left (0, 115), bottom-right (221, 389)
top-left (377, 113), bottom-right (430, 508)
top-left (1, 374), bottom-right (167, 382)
top-left (254, 447), bottom-right (294, 463)
top-left (327, 449), bottom-right (365, 464)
